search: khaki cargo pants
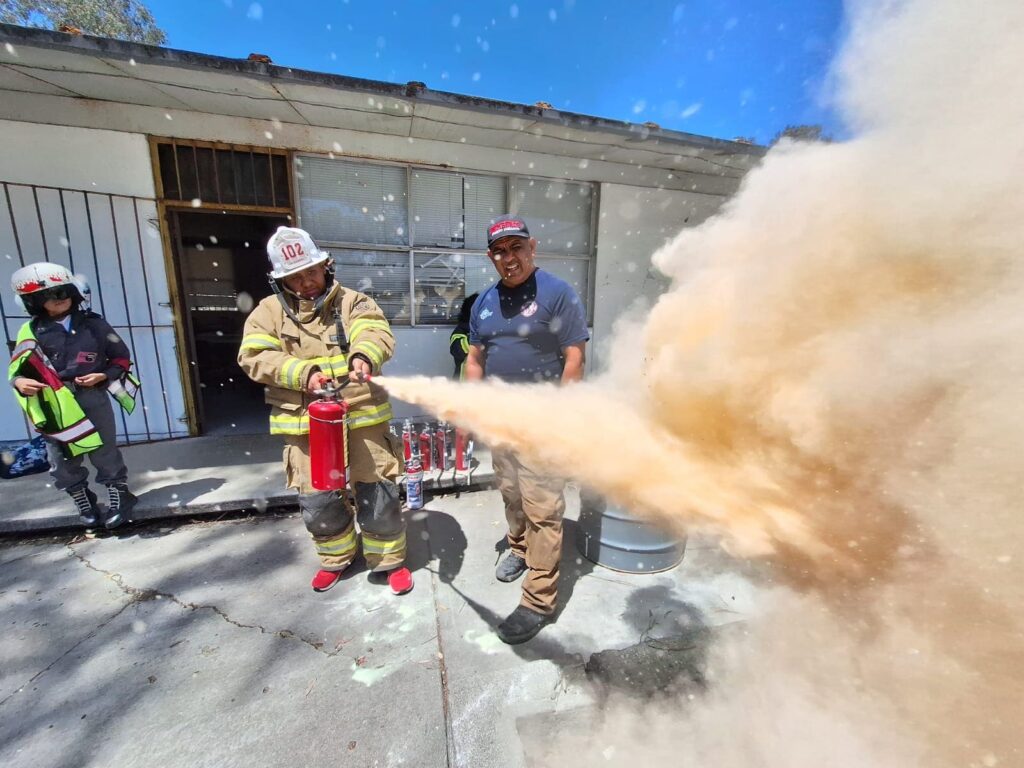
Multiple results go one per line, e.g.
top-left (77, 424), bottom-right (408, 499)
top-left (492, 447), bottom-right (567, 616)
top-left (284, 422), bottom-right (405, 572)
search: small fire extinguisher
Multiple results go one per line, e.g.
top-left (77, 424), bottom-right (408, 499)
top-left (401, 418), bottom-right (413, 462)
top-left (308, 380), bottom-right (349, 491)
top-left (419, 424), bottom-right (433, 472)
top-left (405, 454), bottom-right (424, 510)
top-left (432, 421), bottom-right (445, 471)
top-left (455, 428), bottom-right (469, 471)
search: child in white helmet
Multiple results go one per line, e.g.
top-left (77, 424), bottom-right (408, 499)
top-left (8, 262), bottom-right (139, 530)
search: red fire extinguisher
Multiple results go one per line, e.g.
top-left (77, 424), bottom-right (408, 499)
top-left (309, 382), bottom-right (349, 491)
top-left (455, 428), bottom-right (468, 471)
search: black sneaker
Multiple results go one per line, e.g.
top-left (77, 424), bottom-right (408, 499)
top-left (104, 483), bottom-right (137, 530)
top-left (497, 606), bottom-right (551, 645)
top-left (69, 487), bottom-right (100, 528)
top-left (495, 552), bottom-right (527, 583)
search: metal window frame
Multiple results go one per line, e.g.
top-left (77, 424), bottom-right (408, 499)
top-left (293, 153), bottom-right (598, 327)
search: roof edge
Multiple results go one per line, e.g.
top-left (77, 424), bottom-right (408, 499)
top-left (0, 23), bottom-right (766, 157)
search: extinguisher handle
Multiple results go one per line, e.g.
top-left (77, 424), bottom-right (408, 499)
top-left (313, 378), bottom-right (350, 399)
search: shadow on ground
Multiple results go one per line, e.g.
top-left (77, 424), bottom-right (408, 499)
top-left (133, 477), bottom-right (227, 510)
top-left (0, 512), bottom-right (312, 764)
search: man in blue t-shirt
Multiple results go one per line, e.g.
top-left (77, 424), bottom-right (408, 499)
top-left (466, 215), bottom-right (589, 644)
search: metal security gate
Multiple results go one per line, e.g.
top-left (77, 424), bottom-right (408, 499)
top-left (0, 181), bottom-right (188, 444)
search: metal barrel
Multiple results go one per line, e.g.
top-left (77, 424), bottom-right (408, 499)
top-left (574, 494), bottom-right (685, 574)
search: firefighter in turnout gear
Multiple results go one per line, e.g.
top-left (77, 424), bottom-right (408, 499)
top-left (237, 227), bottom-right (412, 595)
top-left (8, 262), bottom-right (140, 530)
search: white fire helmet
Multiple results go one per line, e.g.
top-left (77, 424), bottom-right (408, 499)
top-left (10, 262), bottom-right (85, 312)
top-left (266, 226), bottom-right (330, 280)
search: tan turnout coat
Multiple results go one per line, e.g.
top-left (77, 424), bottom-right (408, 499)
top-left (237, 282), bottom-right (395, 435)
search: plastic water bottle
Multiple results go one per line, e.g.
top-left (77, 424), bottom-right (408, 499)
top-left (405, 457), bottom-right (424, 510)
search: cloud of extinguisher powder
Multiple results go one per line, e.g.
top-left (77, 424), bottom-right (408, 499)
top-left (379, 0), bottom-right (1024, 763)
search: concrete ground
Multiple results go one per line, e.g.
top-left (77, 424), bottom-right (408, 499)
top-left (0, 487), bottom-right (759, 768)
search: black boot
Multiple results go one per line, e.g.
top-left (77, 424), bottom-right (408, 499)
top-left (104, 483), bottom-right (137, 530)
top-left (69, 486), bottom-right (100, 528)
top-left (497, 605), bottom-right (551, 645)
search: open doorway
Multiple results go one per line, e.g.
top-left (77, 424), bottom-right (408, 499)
top-left (169, 211), bottom-right (288, 435)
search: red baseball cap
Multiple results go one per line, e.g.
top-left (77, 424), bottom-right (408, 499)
top-left (487, 215), bottom-right (531, 247)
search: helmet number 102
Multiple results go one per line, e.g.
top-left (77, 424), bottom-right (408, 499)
top-left (282, 243), bottom-right (305, 260)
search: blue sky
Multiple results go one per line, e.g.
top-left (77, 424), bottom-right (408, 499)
top-left (145, 0), bottom-right (846, 145)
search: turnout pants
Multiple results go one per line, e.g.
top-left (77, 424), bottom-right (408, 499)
top-left (492, 447), bottom-right (566, 616)
top-left (46, 386), bottom-right (128, 492)
top-left (284, 422), bottom-right (405, 572)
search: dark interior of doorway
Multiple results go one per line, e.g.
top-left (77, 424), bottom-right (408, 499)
top-left (172, 211), bottom-right (287, 436)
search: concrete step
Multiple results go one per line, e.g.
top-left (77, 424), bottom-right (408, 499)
top-left (0, 433), bottom-right (493, 535)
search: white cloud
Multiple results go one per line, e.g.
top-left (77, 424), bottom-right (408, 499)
top-left (680, 102), bottom-right (702, 118)
top-left (247, 3), bottom-right (263, 21)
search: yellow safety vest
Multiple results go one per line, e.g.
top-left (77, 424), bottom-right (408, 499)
top-left (8, 323), bottom-right (141, 454)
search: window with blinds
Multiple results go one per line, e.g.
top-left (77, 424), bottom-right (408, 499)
top-left (297, 157), bottom-right (407, 246)
top-left (464, 254), bottom-right (499, 297)
top-left (296, 156), bottom-right (595, 325)
top-left (513, 178), bottom-right (593, 255)
top-left (411, 170), bottom-right (505, 250)
top-left (333, 249), bottom-right (411, 325)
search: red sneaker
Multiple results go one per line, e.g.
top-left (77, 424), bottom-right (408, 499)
top-left (387, 567), bottom-right (414, 596)
top-left (311, 569), bottom-right (343, 592)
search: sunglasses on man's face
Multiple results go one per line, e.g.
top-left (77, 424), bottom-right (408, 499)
top-left (40, 286), bottom-right (72, 301)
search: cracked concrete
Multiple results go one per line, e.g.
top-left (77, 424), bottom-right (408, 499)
top-left (65, 542), bottom-right (335, 657)
top-left (1, 487), bottom-right (760, 768)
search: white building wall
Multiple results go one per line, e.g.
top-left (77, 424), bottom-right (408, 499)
top-left (590, 182), bottom-right (733, 370)
top-left (0, 120), bottom-right (155, 197)
top-left (0, 120), bottom-right (187, 444)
